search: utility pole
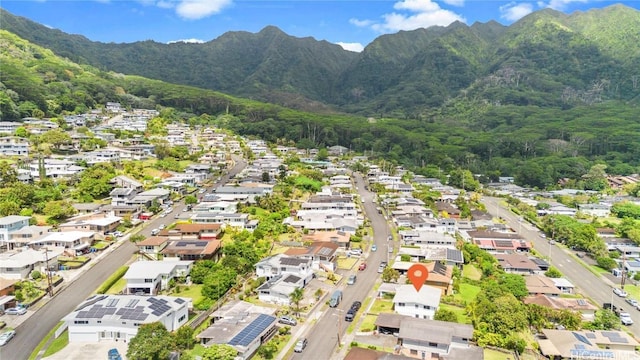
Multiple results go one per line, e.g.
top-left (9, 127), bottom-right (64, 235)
top-left (43, 247), bottom-right (54, 297)
top-left (621, 250), bottom-right (627, 289)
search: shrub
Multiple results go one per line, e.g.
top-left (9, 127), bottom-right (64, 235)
top-left (96, 266), bottom-right (129, 294)
top-left (31, 270), bottom-right (42, 280)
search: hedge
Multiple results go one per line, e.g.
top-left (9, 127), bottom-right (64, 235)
top-left (96, 265), bottom-right (129, 294)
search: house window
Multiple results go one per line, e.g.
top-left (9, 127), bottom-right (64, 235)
top-left (429, 342), bottom-right (437, 347)
top-left (97, 321), bottom-right (102, 324)
top-left (74, 320), bottom-right (88, 324)
top-left (410, 349), bottom-right (418, 355)
top-left (145, 279), bottom-right (153, 283)
top-left (178, 314), bottom-right (186, 322)
top-left (398, 302), bottom-right (405, 307)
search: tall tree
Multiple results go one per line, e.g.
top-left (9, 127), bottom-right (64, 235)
top-left (127, 322), bottom-right (176, 360)
top-left (202, 344), bottom-right (237, 360)
top-left (290, 287), bottom-right (304, 316)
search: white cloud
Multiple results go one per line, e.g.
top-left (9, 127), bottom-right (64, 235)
top-left (336, 42), bottom-right (365, 53)
top-left (175, 0), bottom-right (233, 20)
top-left (441, 0), bottom-right (465, 6)
top-left (349, 18), bottom-right (374, 27)
top-left (353, 0), bottom-right (465, 34)
top-left (167, 38), bottom-right (206, 44)
top-left (500, 2), bottom-right (534, 21)
top-left (541, 0), bottom-right (590, 11)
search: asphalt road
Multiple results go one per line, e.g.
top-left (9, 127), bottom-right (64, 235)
top-left (482, 196), bottom-right (640, 336)
top-left (1, 158), bottom-right (246, 360)
top-left (290, 173), bottom-right (390, 360)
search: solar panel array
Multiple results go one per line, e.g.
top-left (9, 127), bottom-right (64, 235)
top-left (76, 295), bottom-right (108, 311)
top-left (283, 275), bottom-right (301, 284)
top-left (602, 331), bottom-right (629, 344)
top-left (77, 305), bottom-right (117, 319)
top-left (494, 240), bottom-right (514, 248)
top-left (148, 297), bottom-right (172, 317)
top-left (106, 299), bottom-right (119, 308)
top-left (116, 306), bottom-right (148, 321)
top-left (174, 298), bottom-right (186, 304)
top-left (577, 299), bottom-right (587, 306)
top-left (228, 314), bottom-right (275, 347)
top-left (572, 332), bottom-right (592, 345)
top-left (585, 332), bottom-right (596, 339)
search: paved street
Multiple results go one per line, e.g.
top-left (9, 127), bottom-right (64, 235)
top-left (0, 158), bottom-right (246, 360)
top-left (288, 173), bottom-right (391, 360)
top-left (482, 196), bottom-right (640, 337)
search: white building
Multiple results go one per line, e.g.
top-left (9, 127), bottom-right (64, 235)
top-left (255, 254), bottom-right (313, 282)
top-left (64, 294), bottom-right (190, 342)
top-left (392, 285), bottom-right (441, 319)
top-left (0, 215), bottom-right (31, 251)
top-left (123, 260), bottom-right (193, 295)
top-left (0, 136), bottom-right (29, 157)
top-left (0, 247), bottom-right (64, 279)
top-left (30, 231), bottom-right (96, 254)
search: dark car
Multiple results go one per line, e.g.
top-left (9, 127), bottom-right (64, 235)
top-left (345, 308), bottom-right (356, 322)
top-left (350, 301), bottom-right (362, 311)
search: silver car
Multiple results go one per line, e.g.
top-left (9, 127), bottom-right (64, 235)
top-left (0, 330), bottom-right (15, 346)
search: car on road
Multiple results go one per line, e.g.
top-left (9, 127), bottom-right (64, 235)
top-left (378, 262), bottom-right (387, 273)
top-left (294, 338), bottom-right (308, 353)
top-left (549, 240), bottom-right (556, 245)
top-left (151, 229), bottom-right (160, 236)
top-left (614, 288), bottom-right (629, 297)
top-left (371, 244), bottom-right (377, 252)
top-left (278, 316), bottom-right (297, 326)
top-left (620, 313), bottom-right (634, 326)
top-left (626, 298), bottom-right (639, 308)
top-left (345, 308), bottom-right (356, 322)
top-left (0, 330), bottom-right (16, 346)
top-left (5, 307), bottom-right (27, 315)
top-left (347, 275), bottom-right (357, 285)
top-left (358, 263), bottom-right (367, 271)
top-left (159, 224), bottom-right (166, 230)
top-left (350, 301), bottom-right (362, 312)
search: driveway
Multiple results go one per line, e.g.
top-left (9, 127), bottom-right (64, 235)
top-left (42, 341), bottom-right (128, 360)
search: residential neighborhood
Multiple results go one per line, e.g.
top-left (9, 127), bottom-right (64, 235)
top-left (0, 104), bottom-right (640, 360)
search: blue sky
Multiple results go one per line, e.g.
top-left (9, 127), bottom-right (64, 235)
top-left (1, 0), bottom-right (637, 52)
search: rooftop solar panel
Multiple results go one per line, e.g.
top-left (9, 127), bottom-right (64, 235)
top-left (106, 299), bottom-right (119, 307)
top-left (175, 298), bottom-right (185, 304)
top-left (228, 314), bottom-right (276, 347)
top-left (573, 332), bottom-right (592, 345)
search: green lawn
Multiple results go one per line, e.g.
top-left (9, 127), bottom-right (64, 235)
top-left (359, 314), bottom-right (377, 332)
top-left (106, 277), bottom-right (127, 295)
top-left (92, 241), bottom-right (110, 250)
top-left (454, 283), bottom-right (481, 304)
top-left (369, 299), bottom-right (393, 315)
top-left (462, 264), bottom-right (482, 281)
top-left (43, 330), bottom-right (68, 357)
top-left (173, 284), bottom-right (205, 303)
top-left (439, 304), bottom-right (470, 324)
top-left (484, 348), bottom-right (514, 360)
top-left (337, 257), bottom-right (358, 270)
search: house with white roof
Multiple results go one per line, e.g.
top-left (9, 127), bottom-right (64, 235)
top-left (63, 294), bottom-right (190, 342)
top-left (123, 260), bottom-right (193, 295)
top-left (0, 247), bottom-right (64, 279)
top-left (28, 158), bottom-right (85, 180)
top-left (0, 136), bottom-right (29, 157)
top-left (256, 274), bottom-right (307, 305)
top-left (9, 225), bottom-right (51, 248)
top-left (58, 215), bottom-right (122, 235)
top-left (255, 254), bottom-right (313, 283)
top-left (0, 215), bottom-right (31, 251)
top-left (392, 284), bottom-right (441, 319)
top-left (30, 231), bottom-right (96, 255)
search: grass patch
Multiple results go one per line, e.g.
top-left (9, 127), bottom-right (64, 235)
top-left (172, 284), bottom-right (205, 304)
top-left (484, 348), bottom-right (514, 360)
top-left (454, 283), bottom-right (481, 304)
top-left (106, 277), bottom-right (127, 295)
top-left (624, 284), bottom-right (640, 300)
top-left (184, 344), bottom-right (207, 357)
top-left (43, 329), bottom-right (68, 357)
top-left (359, 314), bottom-right (377, 332)
top-left (28, 322), bottom-right (64, 360)
top-left (368, 299), bottom-right (393, 315)
top-left (462, 264), bottom-right (482, 281)
top-left (337, 256), bottom-right (358, 270)
top-left (92, 241), bottom-right (110, 250)
top-left (439, 304), bottom-right (470, 324)
top-left (591, 266), bottom-right (610, 275)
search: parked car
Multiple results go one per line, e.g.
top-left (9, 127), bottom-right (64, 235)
top-left (112, 231), bottom-right (123, 237)
top-left (350, 301), bottom-right (362, 311)
top-left (620, 313), bottom-right (634, 326)
top-left (378, 262), bottom-right (387, 274)
top-left (358, 263), bottom-right (367, 271)
top-left (626, 298), bottom-right (639, 308)
top-left (347, 275), bottom-right (357, 285)
top-left (614, 288), bottom-right (629, 298)
top-left (349, 249), bottom-right (363, 257)
top-left (150, 229), bottom-right (160, 236)
top-left (294, 338), bottom-right (308, 353)
top-left (108, 348), bottom-right (122, 360)
top-left (0, 330), bottom-right (15, 347)
top-left (159, 224), bottom-right (166, 230)
top-left (5, 307), bottom-right (26, 315)
top-left (278, 316), bottom-right (297, 326)
top-left (549, 240), bottom-right (556, 245)
top-left (345, 308), bottom-right (356, 322)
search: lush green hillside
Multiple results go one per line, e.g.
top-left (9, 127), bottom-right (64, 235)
top-left (2, 5), bottom-right (639, 115)
top-left (1, 29), bottom-right (639, 189)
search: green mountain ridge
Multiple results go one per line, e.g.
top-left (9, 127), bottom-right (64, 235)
top-left (1, 5), bottom-right (639, 114)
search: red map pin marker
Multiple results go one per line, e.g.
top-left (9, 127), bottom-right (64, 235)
top-left (408, 264), bottom-right (429, 292)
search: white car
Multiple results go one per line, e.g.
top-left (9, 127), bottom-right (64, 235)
top-left (0, 330), bottom-right (16, 346)
top-left (5, 307), bottom-right (27, 315)
top-left (620, 313), bottom-right (634, 326)
top-left (614, 288), bottom-right (629, 298)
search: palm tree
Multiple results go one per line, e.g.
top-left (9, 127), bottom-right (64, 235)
top-left (290, 287), bottom-right (304, 316)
